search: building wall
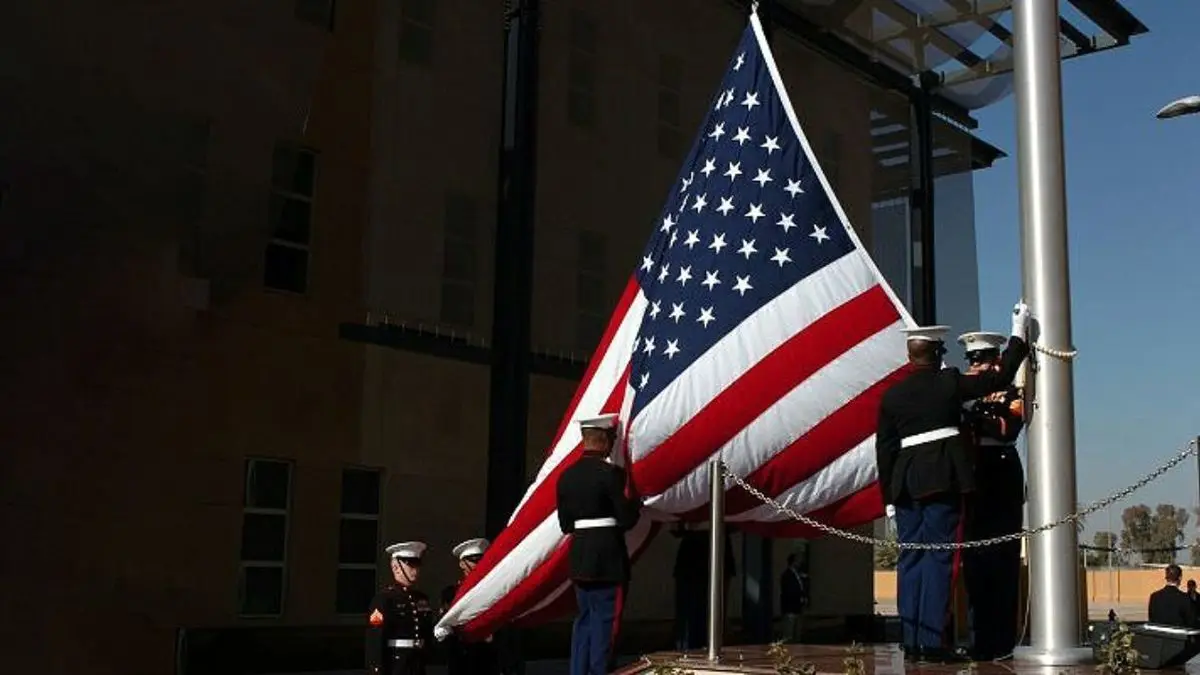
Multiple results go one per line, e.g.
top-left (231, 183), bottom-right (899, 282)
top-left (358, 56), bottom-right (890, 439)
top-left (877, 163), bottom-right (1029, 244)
top-left (0, 0), bottom-right (986, 672)
top-left (0, 1), bottom-right (370, 673)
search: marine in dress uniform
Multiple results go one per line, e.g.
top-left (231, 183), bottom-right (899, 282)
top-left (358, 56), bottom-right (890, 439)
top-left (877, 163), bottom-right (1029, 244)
top-left (958, 331), bottom-right (1027, 661)
top-left (366, 542), bottom-right (435, 675)
top-left (440, 538), bottom-right (500, 675)
top-left (556, 413), bottom-right (643, 675)
top-left (874, 303), bottom-right (1030, 663)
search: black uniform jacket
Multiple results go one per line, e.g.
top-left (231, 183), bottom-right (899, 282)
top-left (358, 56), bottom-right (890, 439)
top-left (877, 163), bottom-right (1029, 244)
top-left (965, 385), bottom-right (1026, 506)
top-left (556, 454), bottom-right (642, 584)
top-left (1149, 585), bottom-right (1197, 628)
top-left (875, 336), bottom-right (1029, 504)
top-left (365, 583), bottom-right (434, 673)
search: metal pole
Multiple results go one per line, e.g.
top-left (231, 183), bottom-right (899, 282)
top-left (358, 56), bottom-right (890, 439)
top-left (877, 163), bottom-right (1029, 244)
top-left (1011, 0), bottom-right (1089, 665)
top-left (707, 459), bottom-right (726, 662)
top-left (485, 0), bottom-right (540, 537)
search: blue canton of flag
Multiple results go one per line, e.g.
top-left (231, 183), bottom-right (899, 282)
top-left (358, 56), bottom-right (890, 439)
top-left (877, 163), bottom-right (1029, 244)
top-left (630, 27), bottom-right (856, 416)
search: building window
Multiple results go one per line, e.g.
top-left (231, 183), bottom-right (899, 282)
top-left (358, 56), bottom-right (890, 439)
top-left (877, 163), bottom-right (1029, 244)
top-left (295, 0), bottom-right (336, 31)
top-left (337, 467), bottom-right (383, 615)
top-left (239, 458), bottom-right (293, 617)
top-left (440, 192), bottom-right (478, 328)
top-left (657, 55), bottom-right (684, 160)
top-left (576, 231), bottom-right (608, 352)
top-left (264, 144), bottom-right (317, 294)
top-left (399, 0), bottom-right (435, 65)
top-left (567, 11), bottom-right (598, 129)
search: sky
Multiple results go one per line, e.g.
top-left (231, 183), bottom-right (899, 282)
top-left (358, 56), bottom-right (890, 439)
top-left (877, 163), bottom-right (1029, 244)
top-left (969, 1), bottom-right (1200, 536)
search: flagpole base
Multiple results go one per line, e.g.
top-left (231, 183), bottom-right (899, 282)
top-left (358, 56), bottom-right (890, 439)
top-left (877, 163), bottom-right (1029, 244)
top-left (1013, 645), bottom-right (1093, 667)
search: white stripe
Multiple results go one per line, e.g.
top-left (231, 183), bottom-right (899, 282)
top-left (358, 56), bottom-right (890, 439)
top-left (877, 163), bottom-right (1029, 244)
top-left (437, 514), bottom-right (563, 630)
top-left (644, 321), bottom-right (905, 513)
top-left (507, 291), bottom-right (646, 522)
top-left (749, 12), bottom-right (913, 329)
top-left (629, 253), bottom-right (879, 460)
top-left (729, 436), bottom-right (878, 522)
top-left (515, 516), bottom-right (655, 620)
top-left (901, 427), bottom-right (958, 448)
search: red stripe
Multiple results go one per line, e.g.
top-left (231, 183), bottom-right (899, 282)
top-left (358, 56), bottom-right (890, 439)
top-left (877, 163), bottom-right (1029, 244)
top-left (610, 583), bottom-right (626, 650)
top-left (460, 522), bottom-right (660, 640)
top-left (451, 363), bottom-right (632, 604)
top-left (680, 363), bottom-right (910, 520)
top-left (732, 483), bottom-right (883, 538)
top-left (632, 285), bottom-right (899, 496)
top-left (946, 497), bottom-right (966, 648)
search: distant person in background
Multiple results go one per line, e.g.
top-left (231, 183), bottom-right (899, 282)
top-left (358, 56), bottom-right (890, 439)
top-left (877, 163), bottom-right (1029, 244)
top-left (779, 554), bottom-right (810, 643)
top-left (1148, 564), bottom-right (1196, 628)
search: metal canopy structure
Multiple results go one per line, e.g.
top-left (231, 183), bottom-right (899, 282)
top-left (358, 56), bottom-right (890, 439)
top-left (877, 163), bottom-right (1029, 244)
top-left (768, 0), bottom-right (1147, 112)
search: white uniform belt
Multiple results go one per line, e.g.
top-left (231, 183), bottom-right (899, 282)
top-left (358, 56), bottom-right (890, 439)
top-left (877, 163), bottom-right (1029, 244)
top-left (979, 438), bottom-right (1014, 447)
top-left (574, 517), bottom-right (618, 529)
top-left (901, 427), bottom-right (959, 448)
top-left (388, 639), bottom-right (423, 648)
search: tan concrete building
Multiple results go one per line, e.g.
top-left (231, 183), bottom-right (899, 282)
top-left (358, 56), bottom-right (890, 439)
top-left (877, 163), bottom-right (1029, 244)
top-left (4, 0), bottom-right (1146, 673)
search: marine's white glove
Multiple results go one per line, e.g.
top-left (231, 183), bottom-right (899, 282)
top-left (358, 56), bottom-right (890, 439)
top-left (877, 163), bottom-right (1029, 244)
top-left (1011, 302), bottom-right (1030, 338)
top-left (885, 504), bottom-right (896, 519)
top-left (434, 625), bottom-right (452, 641)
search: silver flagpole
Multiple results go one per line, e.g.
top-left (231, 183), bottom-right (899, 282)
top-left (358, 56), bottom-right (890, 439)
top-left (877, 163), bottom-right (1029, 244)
top-left (1011, 0), bottom-right (1089, 665)
top-left (707, 459), bottom-right (726, 662)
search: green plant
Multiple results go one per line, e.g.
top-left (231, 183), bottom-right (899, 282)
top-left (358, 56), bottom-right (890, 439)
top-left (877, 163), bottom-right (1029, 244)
top-left (1097, 623), bottom-right (1140, 675)
top-left (767, 640), bottom-right (817, 675)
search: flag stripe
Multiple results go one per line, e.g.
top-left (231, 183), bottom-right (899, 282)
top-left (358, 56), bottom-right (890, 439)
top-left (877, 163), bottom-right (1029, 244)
top-left (629, 252), bottom-right (878, 458)
top-left (448, 363), bottom-right (632, 611)
top-left (733, 484), bottom-right (882, 537)
top-left (730, 436), bottom-right (878, 522)
top-left (509, 279), bottom-right (644, 518)
top-left (673, 361), bottom-right (905, 521)
top-left (459, 502), bottom-right (655, 639)
top-left (656, 322), bottom-right (906, 516)
top-left (631, 284), bottom-right (898, 499)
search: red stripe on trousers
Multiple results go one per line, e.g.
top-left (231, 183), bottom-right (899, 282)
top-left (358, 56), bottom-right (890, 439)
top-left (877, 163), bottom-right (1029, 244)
top-left (945, 496), bottom-right (967, 648)
top-left (633, 285), bottom-right (900, 496)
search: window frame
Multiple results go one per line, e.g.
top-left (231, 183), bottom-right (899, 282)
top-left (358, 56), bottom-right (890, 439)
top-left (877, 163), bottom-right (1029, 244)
top-left (335, 465), bottom-right (384, 616)
top-left (238, 457), bottom-right (294, 619)
top-left (263, 144), bottom-right (318, 295)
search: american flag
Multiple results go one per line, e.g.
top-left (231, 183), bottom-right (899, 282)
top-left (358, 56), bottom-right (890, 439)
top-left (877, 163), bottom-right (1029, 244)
top-left (435, 10), bottom-right (914, 641)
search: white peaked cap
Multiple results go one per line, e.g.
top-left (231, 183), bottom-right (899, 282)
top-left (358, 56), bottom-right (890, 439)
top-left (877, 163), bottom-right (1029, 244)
top-left (957, 331), bottom-right (1007, 353)
top-left (900, 325), bottom-right (950, 342)
top-left (385, 541), bottom-right (427, 560)
top-left (452, 538), bottom-right (489, 560)
top-left (577, 413), bottom-right (619, 431)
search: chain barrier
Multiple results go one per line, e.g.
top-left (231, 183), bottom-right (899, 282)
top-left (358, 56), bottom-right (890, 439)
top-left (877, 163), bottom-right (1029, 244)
top-left (722, 439), bottom-right (1197, 551)
top-left (1030, 341), bottom-right (1078, 361)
